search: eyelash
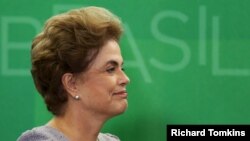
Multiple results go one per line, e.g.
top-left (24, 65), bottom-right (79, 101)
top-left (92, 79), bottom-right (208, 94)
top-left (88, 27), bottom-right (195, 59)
top-left (106, 67), bottom-right (116, 73)
top-left (106, 67), bottom-right (125, 73)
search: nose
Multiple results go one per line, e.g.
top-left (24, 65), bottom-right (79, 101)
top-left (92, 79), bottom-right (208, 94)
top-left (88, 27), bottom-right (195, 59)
top-left (119, 70), bottom-right (130, 86)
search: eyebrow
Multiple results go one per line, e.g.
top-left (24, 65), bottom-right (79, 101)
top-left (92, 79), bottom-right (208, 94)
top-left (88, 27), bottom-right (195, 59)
top-left (105, 60), bottom-right (123, 67)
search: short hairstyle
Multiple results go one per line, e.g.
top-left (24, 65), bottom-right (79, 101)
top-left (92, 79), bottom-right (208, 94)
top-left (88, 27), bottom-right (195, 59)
top-left (31, 6), bottom-right (123, 115)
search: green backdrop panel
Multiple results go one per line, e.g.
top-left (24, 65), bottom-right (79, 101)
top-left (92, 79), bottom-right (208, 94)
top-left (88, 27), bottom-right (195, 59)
top-left (0, 0), bottom-right (250, 141)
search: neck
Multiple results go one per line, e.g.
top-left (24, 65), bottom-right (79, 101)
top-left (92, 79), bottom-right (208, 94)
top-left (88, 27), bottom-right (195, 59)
top-left (47, 102), bottom-right (107, 141)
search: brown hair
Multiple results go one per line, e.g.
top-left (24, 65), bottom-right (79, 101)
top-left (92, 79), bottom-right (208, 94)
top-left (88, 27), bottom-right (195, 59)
top-left (31, 6), bottom-right (123, 115)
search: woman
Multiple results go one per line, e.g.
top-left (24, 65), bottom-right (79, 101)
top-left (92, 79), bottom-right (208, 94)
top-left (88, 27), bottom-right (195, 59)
top-left (17, 6), bottom-right (130, 141)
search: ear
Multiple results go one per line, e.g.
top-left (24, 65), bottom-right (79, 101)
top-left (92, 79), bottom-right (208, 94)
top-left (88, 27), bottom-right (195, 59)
top-left (61, 73), bottom-right (77, 98)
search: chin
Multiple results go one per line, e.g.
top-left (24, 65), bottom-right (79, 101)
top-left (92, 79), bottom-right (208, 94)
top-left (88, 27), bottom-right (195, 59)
top-left (111, 100), bottom-right (128, 116)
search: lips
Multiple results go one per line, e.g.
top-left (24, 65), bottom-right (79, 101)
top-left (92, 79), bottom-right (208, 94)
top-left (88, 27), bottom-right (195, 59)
top-left (113, 90), bottom-right (128, 98)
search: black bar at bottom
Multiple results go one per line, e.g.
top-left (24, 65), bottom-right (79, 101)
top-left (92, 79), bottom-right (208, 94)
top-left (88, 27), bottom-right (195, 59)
top-left (167, 124), bottom-right (250, 141)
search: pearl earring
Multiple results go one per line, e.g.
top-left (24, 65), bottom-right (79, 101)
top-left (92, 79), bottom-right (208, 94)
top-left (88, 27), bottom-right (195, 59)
top-left (74, 95), bottom-right (80, 100)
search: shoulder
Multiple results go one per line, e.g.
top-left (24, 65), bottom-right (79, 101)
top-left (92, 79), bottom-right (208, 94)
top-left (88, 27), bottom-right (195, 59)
top-left (98, 133), bottom-right (120, 141)
top-left (17, 126), bottom-right (68, 141)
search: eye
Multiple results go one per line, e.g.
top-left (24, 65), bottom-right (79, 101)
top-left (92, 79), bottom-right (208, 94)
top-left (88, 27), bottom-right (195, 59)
top-left (106, 67), bottom-right (116, 73)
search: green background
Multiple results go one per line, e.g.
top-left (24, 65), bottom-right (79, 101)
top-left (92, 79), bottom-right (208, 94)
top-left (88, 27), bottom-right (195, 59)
top-left (1, 0), bottom-right (250, 141)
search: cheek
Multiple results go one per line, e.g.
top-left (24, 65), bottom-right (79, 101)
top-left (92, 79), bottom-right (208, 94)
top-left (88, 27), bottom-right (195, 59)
top-left (96, 77), bottom-right (116, 95)
top-left (84, 76), bottom-right (117, 97)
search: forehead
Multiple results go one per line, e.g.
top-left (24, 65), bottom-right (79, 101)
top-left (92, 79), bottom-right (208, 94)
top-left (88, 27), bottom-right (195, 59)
top-left (91, 40), bottom-right (123, 67)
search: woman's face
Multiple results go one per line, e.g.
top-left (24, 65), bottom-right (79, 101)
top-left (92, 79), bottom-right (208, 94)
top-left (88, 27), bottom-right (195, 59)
top-left (76, 39), bottom-right (130, 118)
